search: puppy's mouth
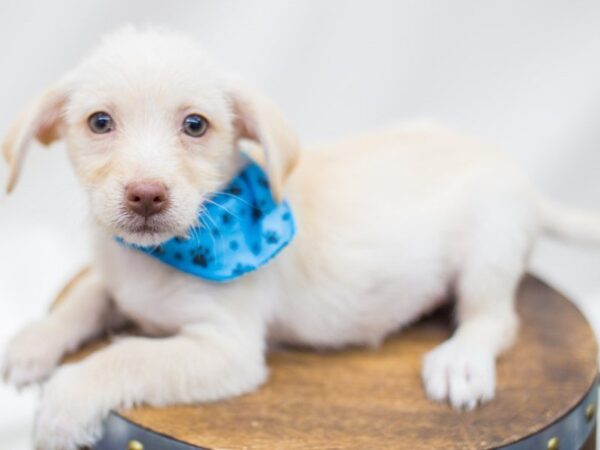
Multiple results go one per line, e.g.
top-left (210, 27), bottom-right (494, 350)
top-left (115, 211), bottom-right (182, 246)
top-left (125, 222), bottom-right (166, 234)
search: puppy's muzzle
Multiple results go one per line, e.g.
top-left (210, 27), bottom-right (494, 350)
top-left (125, 181), bottom-right (169, 218)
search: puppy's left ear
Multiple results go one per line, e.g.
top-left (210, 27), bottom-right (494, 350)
top-left (3, 83), bottom-right (69, 194)
top-left (229, 87), bottom-right (300, 202)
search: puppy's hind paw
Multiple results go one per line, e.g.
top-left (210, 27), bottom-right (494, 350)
top-left (422, 339), bottom-right (496, 410)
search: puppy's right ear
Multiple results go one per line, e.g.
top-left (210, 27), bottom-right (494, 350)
top-left (3, 83), bottom-right (70, 193)
top-left (228, 86), bottom-right (300, 203)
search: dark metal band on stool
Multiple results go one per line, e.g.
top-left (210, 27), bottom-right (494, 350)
top-left (498, 377), bottom-right (598, 450)
top-left (94, 378), bottom-right (598, 450)
top-left (94, 413), bottom-right (208, 450)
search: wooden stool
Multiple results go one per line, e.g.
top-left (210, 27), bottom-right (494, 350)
top-left (58, 275), bottom-right (597, 449)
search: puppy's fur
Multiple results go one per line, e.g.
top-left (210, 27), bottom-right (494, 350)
top-left (3, 27), bottom-right (600, 450)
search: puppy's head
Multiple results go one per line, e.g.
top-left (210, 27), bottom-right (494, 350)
top-left (3, 27), bottom-right (299, 246)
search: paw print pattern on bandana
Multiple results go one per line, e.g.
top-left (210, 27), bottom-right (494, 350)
top-left (191, 246), bottom-right (214, 268)
top-left (119, 155), bottom-right (296, 282)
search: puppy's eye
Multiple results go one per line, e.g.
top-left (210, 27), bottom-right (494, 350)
top-left (88, 112), bottom-right (114, 134)
top-left (182, 114), bottom-right (209, 137)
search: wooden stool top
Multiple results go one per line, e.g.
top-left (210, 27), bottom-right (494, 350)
top-left (63, 275), bottom-right (598, 449)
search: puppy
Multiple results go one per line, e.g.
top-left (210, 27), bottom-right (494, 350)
top-left (3, 27), bottom-right (600, 450)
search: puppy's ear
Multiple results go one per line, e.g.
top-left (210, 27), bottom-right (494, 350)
top-left (3, 84), bottom-right (69, 193)
top-left (229, 87), bottom-right (299, 202)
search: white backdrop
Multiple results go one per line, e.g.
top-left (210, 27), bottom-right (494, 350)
top-left (1, 1), bottom-right (600, 447)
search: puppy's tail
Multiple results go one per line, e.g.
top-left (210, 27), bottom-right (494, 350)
top-left (537, 194), bottom-right (600, 244)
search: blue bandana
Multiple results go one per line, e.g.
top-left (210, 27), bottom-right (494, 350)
top-left (118, 156), bottom-right (296, 282)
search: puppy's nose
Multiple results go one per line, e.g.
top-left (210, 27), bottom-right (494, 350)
top-left (125, 181), bottom-right (168, 217)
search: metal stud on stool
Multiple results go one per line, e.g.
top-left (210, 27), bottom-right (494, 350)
top-left (585, 403), bottom-right (595, 422)
top-left (547, 436), bottom-right (559, 450)
top-left (127, 440), bottom-right (144, 450)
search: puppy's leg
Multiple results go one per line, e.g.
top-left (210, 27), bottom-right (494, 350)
top-left (422, 200), bottom-right (532, 410)
top-left (34, 316), bottom-right (267, 450)
top-left (2, 268), bottom-right (118, 388)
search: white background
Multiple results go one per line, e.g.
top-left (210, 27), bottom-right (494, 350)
top-left (1, 1), bottom-right (600, 447)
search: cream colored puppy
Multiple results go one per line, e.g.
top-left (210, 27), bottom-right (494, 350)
top-left (3, 27), bottom-right (600, 450)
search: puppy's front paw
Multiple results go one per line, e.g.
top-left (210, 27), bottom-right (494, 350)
top-left (34, 365), bottom-right (107, 450)
top-left (2, 320), bottom-right (65, 388)
top-left (422, 340), bottom-right (495, 410)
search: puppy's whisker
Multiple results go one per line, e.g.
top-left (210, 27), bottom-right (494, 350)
top-left (204, 199), bottom-right (240, 221)
top-left (198, 215), bottom-right (219, 258)
top-left (189, 206), bottom-right (219, 260)
top-left (202, 210), bottom-right (225, 257)
top-left (210, 191), bottom-right (255, 209)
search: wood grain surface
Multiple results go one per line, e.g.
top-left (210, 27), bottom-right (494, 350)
top-left (61, 275), bottom-right (598, 449)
